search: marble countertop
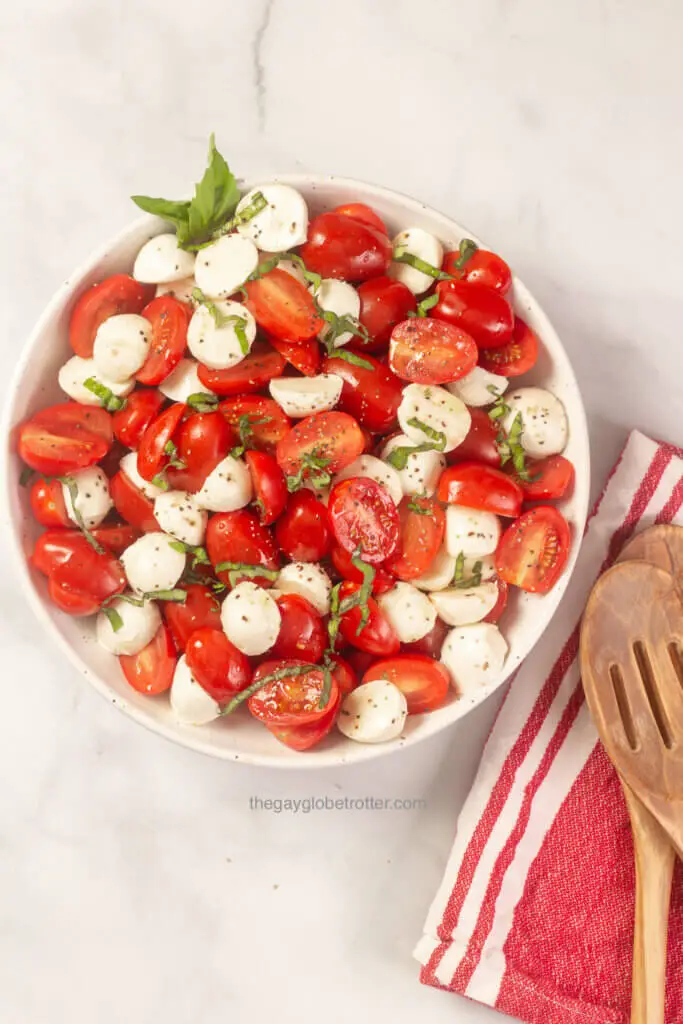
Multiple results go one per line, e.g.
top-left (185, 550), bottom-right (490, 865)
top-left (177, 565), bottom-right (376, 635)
top-left (2, 1), bottom-right (682, 1021)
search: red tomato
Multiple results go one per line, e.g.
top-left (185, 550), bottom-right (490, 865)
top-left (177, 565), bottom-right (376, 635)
top-left (243, 269), bottom-right (323, 342)
top-left (69, 274), bottom-right (153, 358)
top-left (275, 489), bottom-right (332, 562)
top-left (271, 594), bottom-right (326, 662)
top-left (338, 581), bottom-right (400, 655)
top-left (119, 623), bottom-right (176, 695)
top-left (264, 333), bottom-right (321, 377)
top-left (166, 411), bottom-right (233, 492)
top-left (448, 408), bottom-right (501, 467)
top-left (186, 627), bottom-right (252, 701)
top-left (248, 659), bottom-right (339, 727)
top-left (362, 655), bottom-right (450, 714)
top-left (276, 412), bottom-right (365, 480)
top-left (484, 577), bottom-right (509, 624)
top-left (91, 522), bottom-right (140, 555)
top-left (32, 529), bottom-right (82, 575)
top-left (443, 248), bottom-right (512, 295)
top-left (136, 296), bottom-right (190, 385)
top-left (266, 688), bottom-right (341, 750)
top-left (112, 388), bottom-right (165, 448)
top-left (402, 617), bottom-right (449, 659)
top-left (98, 439), bottom-right (128, 479)
top-left (327, 655), bottom-right (356, 696)
top-left (495, 506), bottom-right (571, 594)
top-left (136, 403), bottom-right (186, 481)
top-left (206, 509), bottom-right (279, 588)
top-left (342, 647), bottom-right (375, 679)
top-left (383, 496), bottom-right (445, 580)
top-left (389, 318), bottom-right (477, 385)
top-left (437, 462), bottom-right (523, 517)
top-left (478, 316), bottom-right (539, 377)
top-left (197, 341), bottom-right (286, 395)
top-left (47, 537), bottom-right (126, 616)
top-left (162, 583), bottom-right (222, 650)
top-left (299, 212), bottom-right (392, 282)
top-left (219, 396), bottom-right (291, 453)
top-left (328, 477), bottom-right (400, 565)
top-left (506, 454), bottom-right (575, 502)
top-left (333, 202), bottom-right (388, 235)
top-left (330, 544), bottom-right (395, 594)
top-left (110, 470), bottom-right (159, 533)
top-left (321, 352), bottom-right (403, 433)
top-left (29, 478), bottom-right (70, 527)
top-left (432, 281), bottom-right (513, 350)
top-left (245, 450), bottom-right (288, 525)
top-left (356, 276), bottom-right (417, 351)
top-left (18, 403), bottom-right (112, 476)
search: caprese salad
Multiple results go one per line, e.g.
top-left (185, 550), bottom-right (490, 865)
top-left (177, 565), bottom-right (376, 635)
top-left (16, 136), bottom-right (574, 751)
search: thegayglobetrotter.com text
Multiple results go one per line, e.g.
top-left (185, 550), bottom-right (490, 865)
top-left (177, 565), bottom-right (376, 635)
top-left (248, 795), bottom-right (427, 814)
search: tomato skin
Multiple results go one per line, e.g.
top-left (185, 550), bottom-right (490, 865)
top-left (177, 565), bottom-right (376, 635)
top-left (383, 496), bottom-right (445, 580)
top-left (402, 617), bottom-right (449, 659)
top-left (437, 462), bottom-right (523, 517)
top-left (69, 274), bottom-right (153, 358)
top-left (206, 509), bottom-right (280, 588)
top-left (136, 296), bottom-right (191, 385)
top-left (478, 316), bottom-right (538, 377)
top-left (162, 584), bottom-right (222, 650)
top-left (219, 396), bottom-right (291, 453)
top-left (32, 530), bottom-right (82, 575)
top-left (18, 403), bottom-right (113, 476)
top-left (495, 505), bottom-right (571, 594)
top-left (248, 659), bottom-right (339, 727)
top-left (29, 478), bottom-right (70, 527)
top-left (185, 627), bottom-right (252, 701)
top-left (245, 450), bottom-right (288, 526)
top-left (276, 412), bottom-right (365, 479)
top-left (197, 341), bottom-right (286, 395)
top-left (321, 352), bottom-right (403, 433)
top-left (328, 477), bottom-right (400, 565)
top-left (275, 489), bottom-right (332, 562)
top-left (327, 655), bottom-right (357, 696)
top-left (330, 544), bottom-right (395, 594)
top-left (91, 522), bottom-right (140, 555)
top-left (113, 388), bottom-right (166, 448)
top-left (448, 408), bottom-right (501, 467)
top-left (136, 403), bottom-right (186, 482)
top-left (299, 212), bottom-right (393, 283)
top-left (506, 454), bottom-right (575, 502)
top-left (389, 318), bottom-right (477, 385)
top-left (342, 647), bottom-right (375, 679)
top-left (243, 269), bottom-right (324, 342)
top-left (266, 687), bottom-right (341, 750)
top-left (110, 470), bottom-right (159, 533)
top-left (119, 623), bottom-right (176, 695)
top-left (443, 249), bottom-right (512, 295)
top-left (271, 594), bottom-right (326, 662)
top-left (338, 581), bottom-right (400, 656)
top-left (333, 202), bottom-right (388, 235)
top-left (356, 276), bottom-right (417, 352)
top-left (484, 577), bottom-right (509, 624)
top-left (264, 332), bottom-right (321, 377)
top-left (362, 655), bottom-right (450, 714)
top-left (46, 537), bottom-right (126, 616)
top-left (432, 281), bottom-right (513, 350)
top-left (166, 411), bottom-right (233, 492)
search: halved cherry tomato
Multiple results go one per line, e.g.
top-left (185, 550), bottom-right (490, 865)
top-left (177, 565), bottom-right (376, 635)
top-left (197, 341), bottom-right (286, 395)
top-left (328, 477), bottom-right (400, 565)
top-left (432, 281), bottom-right (513, 350)
top-left (206, 509), bottom-right (279, 588)
top-left (32, 530), bottom-right (82, 575)
top-left (275, 489), bottom-right (332, 562)
top-left (276, 412), bottom-right (365, 480)
top-left (29, 478), bottom-right (70, 527)
top-left (98, 439), bottom-right (128, 479)
top-left (389, 318), bottom-right (477, 385)
top-left (166, 411), bottom-right (233, 492)
top-left (330, 544), bottom-right (395, 594)
top-left (245, 450), bottom-right (288, 526)
top-left (443, 248), bottom-right (512, 295)
top-left (506, 454), bottom-right (575, 502)
top-left (495, 505), bottom-right (571, 594)
top-left (299, 212), bottom-right (393, 282)
top-left (341, 647), bottom-right (375, 679)
top-left (110, 470), bottom-right (159, 533)
top-left (266, 686), bottom-right (341, 750)
top-left (437, 462), bottom-right (523, 517)
top-left (248, 659), bottom-right (339, 727)
top-left (383, 496), bottom-right (445, 580)
top-left (448, 408), bottom-right (501, 467)
top-left (162, 583), bottom-right (222, 650)
top-left (321, 351), bottom-right (403, 433)
top-left (402, 617), bottom-right (449, 659)
top-left (243, 269), bottom-right (323, 342)
top-left (264, 332), bottom-right (321, 377)
top-left (47, 537), bottom-right (126, 616)
top-left (484, 577), bottom-right (509, 624)
top-left (356, 276), bottom-right (417, 351)
top-left (186, 627), bottom-right (252, 701)
top-left (69, 274), bottom-right (153, 358)
top-left (219, 396), bottom-right (291, 453)
top-left (338, 581), bottom-right (400, 655)
top-left (119, 623), bottom-right (176, 695)
top-left (91, 522), bottom-right (140, 555)
top-left (327, 655), bottom-right (356, 696)
top-left (112, 388), bottom-right (166, 448)
top-left (362, 655), bottom-right (450, 714)
top-left (271, 594), bottom-right (326, 662)
top-left (18, 403), bottom-right (113, 476)
top-left (478, 316), bottom-right (539, 377)
top-left (136, 403), bottom-right (186, 482)
top-left (136, 296), bottom-right (191, 385)
top-left (333, 202), bottom-right (388, 235)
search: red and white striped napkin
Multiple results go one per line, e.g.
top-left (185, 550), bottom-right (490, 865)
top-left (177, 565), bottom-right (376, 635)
top-left (415, 430), bottom-right (683, 1024)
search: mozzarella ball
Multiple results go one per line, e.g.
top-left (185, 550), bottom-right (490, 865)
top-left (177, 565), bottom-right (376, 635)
top-left (195, 455), bottom-right (253, 512)
top-left (155, 277), bottom-right (197, 304)
top-left (446, 506), bottom-right (501, 559)
top-left (337, 680), bottom-right (407, 743)
top-left (236, 184), bottom-right (309, 251)
top-left (269, 374), bottom-right (343, 418)
top-left (158, 359), bottom-right (216, 403)
top-left (58, 355), bottom-right (135, 407)
top-left (501, 387), bottom-right (569, 458)
top-left (61, 467), bottom-right (113, 529)
top-left (377, 582), bottom-right (437, 643)
top-left (187, 299), bottom-right (256, 370)
top-left (440, 623), bottom-right (508, 695)
top-left (153, 491), bottom-right (207, 546)
top-left (170, 655), bottom-right (221, 725)
top-left (133, 233), bottom-right (196, 284)
top-left (412, 546), bottom-right (457, 591)
top-left (120, 451), bottom-right (166, 500)
top-left (315, 279), bottom-right (361, 348)
top-left (275, 562), bottom-right (332, 614)
top-left (447, 366), bottom-right (509, 407)
top-left (92, 313), bottom-right (151, 382)
top-left (96, 597), bottom-right (161, 656)
top-left (333, 455), bottom-right (403, 505)
top-left (221, 582), bottom-right (281, 656)
top-left (121, 532), bottom-right (186, 594)
top-left (389, 228), bottom-right (444, 295)
top-left (380, 434), bottom-right (446, 497)
top-left (429, 582), bottom-right (499, 627)
top-left (398, 383), bottom-right (471, 453)
top-left (194, 234), bottom-right (259, 299)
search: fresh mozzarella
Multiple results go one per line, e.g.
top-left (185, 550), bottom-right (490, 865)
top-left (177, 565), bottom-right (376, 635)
top-left (440, 623), bottom-right (508, 695)
top-left (447, 366), bottom-right (509, 408)
top-left (446, 506), bottom-right (501, 558)
top-left (221, 582), bottom-right (281, 656)
top-left (380, 434), bottom-right (446, 497)
top-left (462, 554), bottom-right (496, 582)
top-left (332, 455), bottom-right (403, 505)
top-left (121, 532), bottom-right (186, 594)
top-left (268, 255), bottom-right (306, 286)
top-left (194, 234), bottom-right (259, 299)
top-left (315, 279), bottom-right (360, 348)
top-left (412, 546), bottom-right (457, 591)
top-left (170, 655), bottom-right (220, 725)
top-left (61, 467), bottom-right (113, 529)
top-left (153, 491), bottom-right (207, 546)
top-left (398, 383), bottom-right (471, 453)
top-left (155, 277), bottom-right (197, 304)
top-left (501, 387), bottom-right (569, 458)
top-left (158, 359), bottom-right (216, 403)
top-left (58, 355), bottom-right (135, 407)
top-left (120, 451), bottom-right (166, 500)
top-left (430, 582), bottom-right (499, 626)
top-left (195, 455), bottom-right (253, 512)
top-left (276, 562), bottom-right (332, 612)
top-left (236, 184), bottom-right (308, 252)
top-left (133, 233), bottom-right (196, 284)
top-left (337, 680), bottom-right (407, 744)
top-left (92, 313), bottom-right (151, 382)
top-left (377, 582), bottom-right (437, 643)
top-left (187, 299), bottom-right (256, 369)
top-left (389, 228), bottom-right (444, 295)
top-left (96, 596), bottom-right (161, 656)
top-left (269, 374), bottom-right (343, 418)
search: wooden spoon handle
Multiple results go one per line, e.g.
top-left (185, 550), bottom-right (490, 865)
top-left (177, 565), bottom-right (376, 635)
top-left (624, 782), bottom-right (675, 1024)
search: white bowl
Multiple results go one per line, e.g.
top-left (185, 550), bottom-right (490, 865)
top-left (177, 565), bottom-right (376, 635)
top-left (1, 175), bottom-right (590, 767)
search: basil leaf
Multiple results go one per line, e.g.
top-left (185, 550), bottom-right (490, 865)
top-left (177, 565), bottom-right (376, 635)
top-left (58, 477), bottom-right (105, 554)
top-left (83, 377), bottom-right (126, 412)
top-left (130, 196), bottom-right (191, 231)
top-left (220, 664), bottom-right (317, 717)
top-left (406, 417), bottom-right (447, 451)
top-left (103, 606), bottom-right (124, 632)
top-left (392, 247), bottom-right (451, 281)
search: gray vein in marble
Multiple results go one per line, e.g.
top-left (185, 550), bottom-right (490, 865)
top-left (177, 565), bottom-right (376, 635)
top-left (253, 0), bottom-right (275, 132)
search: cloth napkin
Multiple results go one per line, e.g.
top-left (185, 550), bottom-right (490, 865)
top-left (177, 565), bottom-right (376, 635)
top-left (414, 430), bottom-right (683, 1024)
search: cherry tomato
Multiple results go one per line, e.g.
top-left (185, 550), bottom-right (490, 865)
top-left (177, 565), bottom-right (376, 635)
top-left (484, 577), bottom-right (509, 624)
top-left (506, 454), bottom-right (575, 502)
top-left (136, 296), bottom-right (191, 385)
top-left (166, 411), bottom-right (233, 492)
top-left (299, 212), bottom-right (392, 282)
top-left (136, 403), bottom-right (186, 482)
top-left (206, 509), bottom-right (279, 588)
top-left (98, 439), bottom-right (128, 479)
top-left (448, 408), bottom-right (501, 467)
top-left (91, 522), bottom-right (140, 555)
top-left (328, 477), bottom-right (400, 565)
top-left (495, 505), bottom-right (571, 594)
top-left (119, 623), bottom-right (176, 696)
top-left (271, 594), bottom-right (326, 662)
top-left (186, 627), bottom-right (252, 702)
top-left (389, 318), bottom-right (477, 385)
top-left (219, 396), bottom-right (291, 453)
top-left (321, 352), bottom-right (403, 433)
top-left (275, 489), bottom-right (332, 562)
top-left (69, 274), bottom-right (153, 358)
top-left (29, 478), bottom-right (70, 527)
top-left (383, 496), bottom-right (445, 580)
top-left (276, 412), bottom-right (365, 480)
top-left (338, 581), bottom-right (400, 656)
top-left (330, 544), bottom-right (395, 594)
top-left (356, 276), bottom-right (417, 351)
top-left (362, 655), bottom-right (450, 714)
top-left (402, 617), bottom-right (449, 659)
top-left (327, 655), bottom-right (357, 696)
top-left (243, 269), bottom-right (323, 342)
top-left (478, 316), bottom-right (539, 377)
top-left (112, 388), bottom-right (165, 448)
top-left (239, 450), bottom-right (286, 526)
top-left (47, 537), bottom-right (126, 616)
top-left (32, 529), bottom-right (84, 575)
top-left (437, 462), bottom-right (523, 517)
top-left (197, 341), bottom-right (286, 395)
top-left (264, 332), bottom-right (321, 377)
top-left (432, 281), bottom-right (513, 350)
top-left (342, 647), bottom-right (375, 679)
top-left (248, 659), bottom-right (339, 727)
top-left (162, 583), bottom-right (222, 650)
top-left (333, 202), bottom-right (388, 235)
top-left (443, 248), bottom-right (512, 295)
top-left (18, 403), bottom-right (113, 476)
top-left (110, 470), bottom-right (159, 533)
top-left (266, 687), bottom-right (341, 750)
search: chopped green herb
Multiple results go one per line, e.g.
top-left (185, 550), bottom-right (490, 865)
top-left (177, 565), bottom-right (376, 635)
top-left (385, 441), bottom-right (435, 471)
top-left (407, 498), bottom-right (431, 515)
top-left (103, 606), bottom-right (124, 632)
top-left (406, 417), bottom-right (447, 451)
top-left (163, 440), bottom-right (186, 469)
top-left (186, 392), bottom-right (219, 413)
top-left (58, 477), bottom-right (105, 554)
top-left (229, 414), bottom-right (271, 459)
top-left (151, 472), bottom-right (170, 491)
top-left (452, 551), bottom-right (465, 584)
top-left (286, 449), bottom-right (333, 493)
top-left (408, 293), bottom-right (440, 318)
top-left (450, 238), bottom-right (478, 272)
top-left (191, 289), bottom-right (250, 353)
top-left (392, 246), bottom-right (451, 281)
top-left (219, 664), bottom-right (317, 716)
top-left (83, 377), bottom-right (126, 412)
top-left (452, 556), bottom-right (483, 589)
top-left (213, 562), bottom-right (279, 588)
top-left (169, 541), bottom-right (211, 568)
top-left (488, 393), bottom-right (511, 422)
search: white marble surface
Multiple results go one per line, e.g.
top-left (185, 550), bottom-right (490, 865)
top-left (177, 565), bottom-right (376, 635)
top-left (1, 1), bottom-right (683, 1021)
